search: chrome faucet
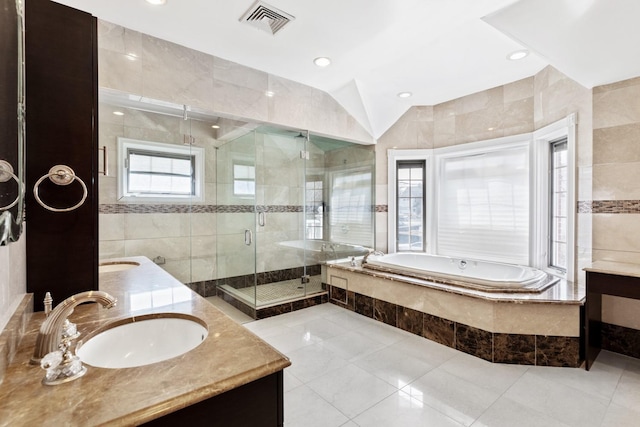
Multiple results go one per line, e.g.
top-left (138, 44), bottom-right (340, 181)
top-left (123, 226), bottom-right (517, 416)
top-left (31, 290), bottom-right (117, 364)
top-left (362, 250), bottom-right (385, 266)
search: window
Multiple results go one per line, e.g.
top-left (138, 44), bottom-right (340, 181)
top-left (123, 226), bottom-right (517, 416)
top-left (118, 138), bottom-right (204, 201)
top-left (387, 115), bottom-right (576, 280)
top-left (397, 161), bottom-right (425, 251)
top-left (305, 179), bottom-right (324, 239)
top-left (233, 162), bottom-right (255, 197)
top-left (549, 138), bottom-right (568, 271)
top-left (437, 143), bottom-right (530, 265)
top-left (533, 113), bottom-right (576, 280)
top-left (329, 168), bottom-right (374, 247)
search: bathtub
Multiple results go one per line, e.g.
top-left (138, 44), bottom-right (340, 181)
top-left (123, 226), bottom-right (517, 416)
top-left (361, 252), bottom-right (559, 293)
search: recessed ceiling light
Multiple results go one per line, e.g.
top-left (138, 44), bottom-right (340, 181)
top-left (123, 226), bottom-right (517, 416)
top-left (211, 125), bottom-right (220, 129)
top-left (397, 92), bottom-right (412, 98)
top-left (145, 0), bottom-right (167, 5)
top-left (313, 57), bottom-right (331, 67)
top-left (113, 111), bottom-right (124, 116)
top-left (507, 49), bottom-right (529, 61)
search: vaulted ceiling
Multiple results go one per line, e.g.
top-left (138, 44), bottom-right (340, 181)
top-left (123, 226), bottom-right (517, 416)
top-left (54, 0), bottom-right (640, 139)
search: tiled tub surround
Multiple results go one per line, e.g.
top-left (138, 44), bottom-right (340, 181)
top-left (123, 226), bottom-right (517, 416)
top-left (0, 256), bottom-right (290, 425)
top-left (324, 262), bottom-right (584, 367)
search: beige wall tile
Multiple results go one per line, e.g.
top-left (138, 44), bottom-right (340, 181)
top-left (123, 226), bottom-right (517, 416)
top-left (98, 49), bottom-right (143, 96)
top-left (494, 303), bottom-right (580, 336)
top-left (503, 77), bottom-right (534, 103)
top-left (592, 249), bottom-right (640, 264)
top-left (99, 214), bottom-right (125, 241)
top-left (141, 35), bottom-right (215, 113)
top-left (99, 240), bottom-right (125, 260)
top-left (456, 86), bottom-right (503, 115)
top-left (593, 82), bottom-right (640, 129)
top-left (602, 295), bottom-right (640, 329)
top-left (593, 162), bottom-right (640, 200)
top-left (124, 213), bottom-right (191, 239)
top-left (593, 214), bottom-right (640, 253)
top-left (593, 123), bottom-right (640, 165)
top-left (125, 236), bottom-right (191, 261)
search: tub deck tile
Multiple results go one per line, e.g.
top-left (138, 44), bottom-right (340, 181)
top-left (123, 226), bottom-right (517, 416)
top-left (494, 333), bottom-right (536, 365)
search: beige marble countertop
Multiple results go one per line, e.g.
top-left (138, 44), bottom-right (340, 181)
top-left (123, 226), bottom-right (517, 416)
top-left (584, 260), bottom-right (640, 279)
top-left (327, 261), bottom-right (585, 304)
top-left (0, 256), bottom-right (290, 426)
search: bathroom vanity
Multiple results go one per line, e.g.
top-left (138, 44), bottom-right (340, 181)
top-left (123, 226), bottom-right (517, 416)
top-left (0, 257), bottom-right (290, 426)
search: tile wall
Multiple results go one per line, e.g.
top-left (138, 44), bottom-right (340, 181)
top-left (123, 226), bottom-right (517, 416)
top-left (591, 77), bottom-right (640, 346)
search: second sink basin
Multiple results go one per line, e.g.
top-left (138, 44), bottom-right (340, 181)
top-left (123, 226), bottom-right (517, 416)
top-left (76, 313), bottom-right (208, 369)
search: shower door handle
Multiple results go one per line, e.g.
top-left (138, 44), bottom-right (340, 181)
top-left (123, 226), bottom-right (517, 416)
top-left (258, 211), bottom-right (266, 227)
top-left (244, 229), bottom-right (253, 245)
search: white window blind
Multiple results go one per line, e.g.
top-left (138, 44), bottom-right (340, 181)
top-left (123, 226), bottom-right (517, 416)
top-left (437, 145), bottom-right (529, 264)
top-left (329, 169), bottom-right (373, 247)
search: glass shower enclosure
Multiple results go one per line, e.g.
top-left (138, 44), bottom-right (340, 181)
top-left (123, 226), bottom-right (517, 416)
top-left (97, 89), bottom-right (374, 319)
top-left (215, 127), bottom-right (374, 318)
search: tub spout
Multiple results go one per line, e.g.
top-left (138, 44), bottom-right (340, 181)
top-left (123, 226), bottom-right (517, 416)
top-left (362, 250), bottom-right (385, 266)
top-left (31, 290), bottom-right (117, 364)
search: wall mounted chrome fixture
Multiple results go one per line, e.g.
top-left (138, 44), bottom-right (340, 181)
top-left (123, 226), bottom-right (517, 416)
top-left (0, 160), bottom-right (22, 211)
top-left (33, 165), bottom-right (88, 212)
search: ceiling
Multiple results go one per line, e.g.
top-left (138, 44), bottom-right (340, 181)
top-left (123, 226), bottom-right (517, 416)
top-left (53, 0), bottom-right (640, 140)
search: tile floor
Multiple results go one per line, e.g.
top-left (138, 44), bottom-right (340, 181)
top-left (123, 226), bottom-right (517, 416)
top-left (238, 303), bottom-right (640, 427)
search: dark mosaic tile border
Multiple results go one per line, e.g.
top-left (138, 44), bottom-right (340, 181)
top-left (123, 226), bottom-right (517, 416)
top-left (578, 200), bottom-right (640, 214)
top-left (100, 204), bottom-right (378, 214)
top-left (327, 284), bottom-right (582, 367)
top-left (375, 205), bottom-right (388, 213)
top-left (602, 322), bottom-right (640, 359)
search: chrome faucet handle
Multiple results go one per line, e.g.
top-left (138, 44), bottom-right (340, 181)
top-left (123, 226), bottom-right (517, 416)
top-left (40, 322), bottom-right (87, 385)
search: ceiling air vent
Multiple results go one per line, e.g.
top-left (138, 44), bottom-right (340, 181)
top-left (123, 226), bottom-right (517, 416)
top-left (240, 1), bottom-right (295, 35)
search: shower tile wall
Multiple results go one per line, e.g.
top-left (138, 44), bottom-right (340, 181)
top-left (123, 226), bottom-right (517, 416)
top-left (98, 104), bottom-right (218, 284)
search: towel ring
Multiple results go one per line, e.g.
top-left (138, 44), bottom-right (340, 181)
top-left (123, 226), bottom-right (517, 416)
top-left (0, 160), bottom-right (21, 211)
top-left (33, 165), bottom-right (88, 212)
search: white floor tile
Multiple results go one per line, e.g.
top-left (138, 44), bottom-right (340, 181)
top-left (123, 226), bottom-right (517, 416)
top-left (503, 371), bottom-right (608, 427)
top-left (353, 346), bottom-right (435, 387)
top-left (259, 327), bottom-right (321, 353)
top-left (471, 396), bottom-right (571, 427)
top-left (287, 343), bottom-right (349, 383)
top-left (438, 353), bottom-right (528, 394)
top-left (391, 334), bottom-right (459, 367)
top-left (356, 319), bottom-right (413, 345)
top-left (403, 368), bottom-right (501, 427)
top-left (322, 331), bottom-right (387, 362)
top-left (611, 361), bottom-right (640, 412)
top-left (306, 364), bottom-right (399, 419)
top-left (284, 369), bottom-right (304, 392)
top-left (353, 390), bottom-right (464, 427)
top-left (285, 385), bottom-right (349, 427)
top-left (288, 317), bottom-right (351, 341)
top-left (246, 305), bottom-right (639, 426)
top-left (527, 360), bottom-right (623, 401)
top-left (600, 402), bottom-right (640, 427)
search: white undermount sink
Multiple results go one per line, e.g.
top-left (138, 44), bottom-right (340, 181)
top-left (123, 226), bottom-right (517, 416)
top-left (98, 261), bottom-right (140, 273)
top-left (76, 314), bottom-right (208, 369)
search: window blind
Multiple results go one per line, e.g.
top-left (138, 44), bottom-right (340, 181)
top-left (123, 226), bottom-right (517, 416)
top-left (437, 145), bottom-right (529, 264)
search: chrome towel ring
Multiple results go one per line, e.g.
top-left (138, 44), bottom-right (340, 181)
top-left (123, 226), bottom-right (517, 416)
top-left (33, 165), bottom-right (87, 212)
top-left (0, 160), bottom-right (22, 211)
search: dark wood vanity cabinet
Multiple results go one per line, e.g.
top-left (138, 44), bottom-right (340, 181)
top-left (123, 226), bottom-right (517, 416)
top-left (25, 0), bottom-right (99, 311)
top-left (584, 270), bottom-right (640, 370)
top-left (143, 371), bottom-right (285, 427)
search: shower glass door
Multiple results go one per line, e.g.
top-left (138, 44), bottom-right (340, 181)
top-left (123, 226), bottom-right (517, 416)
top-left (215, 130), bottom-right (257, 309)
